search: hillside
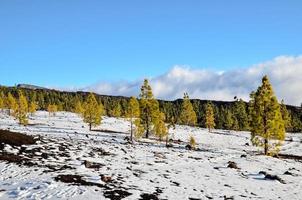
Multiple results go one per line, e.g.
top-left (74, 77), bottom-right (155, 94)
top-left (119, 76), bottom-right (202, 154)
top-left (0, 111), bottom-right (301, 199)
top-left (0, 84), bottom-right (301, 132)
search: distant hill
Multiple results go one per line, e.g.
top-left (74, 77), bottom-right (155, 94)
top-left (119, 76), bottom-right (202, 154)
top-left (17, 84), bottom-right (48, 90)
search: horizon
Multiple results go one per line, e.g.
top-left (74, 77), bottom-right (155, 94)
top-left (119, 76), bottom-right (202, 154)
top-left (1, 1), bottom-right (302, 105)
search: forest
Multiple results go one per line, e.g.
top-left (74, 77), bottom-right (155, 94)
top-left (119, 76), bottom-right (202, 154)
top-left (0, 81), bottom-right (301, 133)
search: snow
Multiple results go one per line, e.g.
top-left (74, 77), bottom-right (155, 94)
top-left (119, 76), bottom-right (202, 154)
top-left (0, 111), bottom-right (302, 200)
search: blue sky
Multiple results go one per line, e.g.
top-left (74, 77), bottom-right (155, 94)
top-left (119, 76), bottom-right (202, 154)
top-left (1, 0), bottom-right (302, 87)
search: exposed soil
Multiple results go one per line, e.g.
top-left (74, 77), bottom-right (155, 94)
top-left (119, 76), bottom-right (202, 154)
top-left (0, 129), bottom-right (36, 146)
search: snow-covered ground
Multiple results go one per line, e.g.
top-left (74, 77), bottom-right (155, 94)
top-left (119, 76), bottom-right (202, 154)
top-left (0, 111), bottom-right (302, 200)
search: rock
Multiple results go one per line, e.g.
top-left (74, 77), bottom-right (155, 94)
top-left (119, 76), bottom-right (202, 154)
top-left (58, 146), bottom-right (65, 151)
top-left (224, 196), bottom-right (234, 200)
top-left (84, 160), bottom-right (104, 169)
top-left (171, 181), bottom-right (180, 187)
top-left (103, 189), bottom-right (132, 200)
top-left (284, 171), bottom-right (294, 176)
top-left (185, 144), bottom-right (192, 150)
top-left (41, 153), bottom-right (48, 159)
top-left (101, 175), bottom-right (112, 183)
top-left (227, 161), bottom-right (239, 169)
top-left (259, 171), bottom-right (286, 184)
top-left (240, 154), bottom-right (247, 158)
top-left (140, 193), bottom-right (159, 200)
top-left (166, 143), bottom-right (173, 148)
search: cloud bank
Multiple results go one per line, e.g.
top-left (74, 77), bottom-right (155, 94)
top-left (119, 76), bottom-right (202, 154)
top-left (83, 55), bottom-right (302, 106)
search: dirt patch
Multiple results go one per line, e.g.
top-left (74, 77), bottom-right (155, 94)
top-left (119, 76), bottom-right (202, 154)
top-left (0, 129), bottom-right (36, 146)
top-left (139, 193), bottom-right (159, 200)
top-left (104, 189), bottom-right (132, 200)
top-left (55, 174), bottom-right (132, 200)
top-left (0, 153), bottom-right (26, 164)
top-left (274, 154), bottom-right (302, 161)
top-left (92, 129), bottom-right (128, 135)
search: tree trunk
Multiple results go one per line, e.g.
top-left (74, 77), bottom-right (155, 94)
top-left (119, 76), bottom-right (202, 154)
top-left (146, 117), bottom-right (149, 138)
top-left (165, 136), bottom-right (168, 147)
top-left (264, 138), bottom-right (268, 155)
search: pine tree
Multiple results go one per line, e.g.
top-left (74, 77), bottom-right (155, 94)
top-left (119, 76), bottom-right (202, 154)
top-left (0, 92), bottom-right (5, 110)
top-left (111, 103), bottom-right (122, 117)
top-left (28, 101), bottom-right (38, 116)
top-left (126, 96), bottom-right (140, 141)
top-left (153, 112), bottom-right (168, 141)
top-left (280, 100), bottom-right (292, 131)
top-left (83, 93), bottom-right (104, 131)
top-left (74, 100), bottom-right (84, 116)
top-left (47, 104), bottom-right (58, 117)
top-left (139, 79), bottom-right (160, 138)
top-left (189, 135), bottom-right (196, 150)
top-left (7, 92), bottom-right (18, 116)
top-left (233, 99), bottom-right (249, 130)
top-left (224, 109), bottom-right (234, 130)
top-left (205, 102), bottom-right (215, 132)
top-left (249, 75), bottom-right (285, 155)
top-left (179, 93), bottom-right (197, 126)
top-left (134, 118), bottom-right (145, 139)
top-left (232, 117), bottom-right (239, 131)
top-left (16, 91), bottom-right (29, 125)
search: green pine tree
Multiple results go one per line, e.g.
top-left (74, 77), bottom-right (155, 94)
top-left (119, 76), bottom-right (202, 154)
top-left (139, 79), bottom-right (160, 138)
top-left (280, 100), bottom-right (292, 131)
top-left (179, 93), bottom-right (197, 126)
top-left (16, 91), bottom-right (29, 125)
top-left (0, 92), bottom-right (5, 110)
top-left (47, 104), bottom-right (58, 116)
top-left (74, 100), bottom-right (84, 115)
top-left (224, 109), bottom-right (234, 130)
top-left (233, 99), bottom-right (249, 130)
top-left (126, 96), bottom-right (140, 141)
top-left (153, 111), bottom-right (168, 141)
top-left (205, 102), bottom-right (215, 132)
top-left (111, 102), bottom-right (122, 117)
top-left (28, 101), bottom-right (38, 116)
top-left (249, 75), bottom-right (285, 155)
top-left (7, 92), bottom-right (18, 116)
top-left (83, 93), bottom-right (104, 131)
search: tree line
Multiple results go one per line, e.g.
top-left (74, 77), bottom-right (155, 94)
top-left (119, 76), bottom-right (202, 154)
top-left (0, 76), bottom-right (301, 155)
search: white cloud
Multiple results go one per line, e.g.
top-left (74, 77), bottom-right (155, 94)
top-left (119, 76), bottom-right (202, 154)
top-left (83, 55), bottom-right (302, 106)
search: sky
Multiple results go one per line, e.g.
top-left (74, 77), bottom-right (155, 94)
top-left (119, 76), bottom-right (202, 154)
top-left (1, 1), bottom-right (302, 105)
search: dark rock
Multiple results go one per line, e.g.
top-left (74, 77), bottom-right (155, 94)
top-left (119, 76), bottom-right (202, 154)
top-left (140, 193), bottom-right (159, 200)
top-left (240, 154), bottom-right (247, 158)
top-left (284, 171), bottom-right (294, 176)
top-left (0, 130), bottom-right (36, 146)
top-left (171, 181), bottom-right (180, 187)
top-left (227, 161), bottom-right (239, 169)
top-left (101, 175), bottom-right (112, 183)
top-left (104, 189), bottom-right (132, 200)
top-left (41, 153), bottom-right (48, 159)
top-left (59, 146), bottom-right (65, 151)
top-left (224, 196), bottom-right (234, 200)
top-left (259, 171), bottom-right (286, 184)
top-left (166, 143), bottom-right (173, 148)
top-left (185, 144), bottom-right (192, 150)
